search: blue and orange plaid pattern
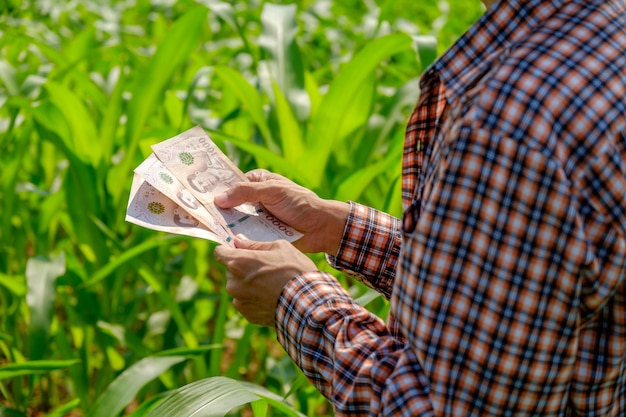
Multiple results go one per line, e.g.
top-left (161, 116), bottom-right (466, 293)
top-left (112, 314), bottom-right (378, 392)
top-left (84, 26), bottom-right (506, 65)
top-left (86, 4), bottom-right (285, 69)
top-left (276, 0), bottom-right (625, 414)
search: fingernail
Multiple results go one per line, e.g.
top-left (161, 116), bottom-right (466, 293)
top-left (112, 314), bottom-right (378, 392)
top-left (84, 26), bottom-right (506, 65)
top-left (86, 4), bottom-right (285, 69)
top-left (236, 234), bottom-right (249, 241)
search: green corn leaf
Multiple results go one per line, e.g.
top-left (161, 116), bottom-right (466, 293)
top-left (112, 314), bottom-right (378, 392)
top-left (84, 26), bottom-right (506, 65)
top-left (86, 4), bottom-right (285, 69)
top-left (82, 235), bottom-right (183, 288)
top-left (196, 0), bottom-right (254, 58)
top-left (1, 114), bottom-right (30, 238)
top-left (31, 103), bottom-right (106, 257)
top-left (206, 128), bottom-right (311, 187)
top-left (124, 6), bottom-right (209, 168)
top-left (0, 60), bottom-right (19, 96)
top-left (351, 77), bottom-right (420, 168)
top-left (154, 344), bottom-right (223, 357)
top-left (0, 273), bottom-right (26, 296)
top-left (137, 265), bottom-right (199, 350)
top-left (145, 377), bottom-right (261, 417)
top-left (44, 81), bottom-right (101, 166)
top-left (271, 82), bottom-right (304, 162)
top-left (334, 145), bottom-right (401, 203)
top-left (88, 356), bottom-right (188, 417)
top-left (413, 35), bottom-right (438, 70)
top-left (354, 288), bottom-right (383, 307)
top-left (54, 327), bottom-right (90, 411)
top-left (25, 253), bottom-right (66, 360)
top-left (259, 3), bottom-right (309, 121)
top-left (305, 33), bottom-right (413, 187)
top-left (0, 405), bottom-right (28, 417)
top-left (213, 66), bottom-right (277, 151)
top-left (65, 161), bottom-right (107, 260)
top-left (250, 400), bottom-right (267, 417)
top-left (383, 171), bottom-right (403, 218)
top-left (241, 381), bottom-right (306, 417)
top-left (331, 73), bottom-right (375, 167)
top-left (208, 286), bottom-right (229, 376)
top-left (97, 67), bottom-right (125, 166)
top-left (144, 377), bottom-right (305, 417)
top-left (63, 25), bottom-right (96, 65)
top-left (126, 393), bottom-right (171, 417)
top-left (0, 359), bottom-right (79, 381)
top-left (44, 399), bottom-right (81, 417)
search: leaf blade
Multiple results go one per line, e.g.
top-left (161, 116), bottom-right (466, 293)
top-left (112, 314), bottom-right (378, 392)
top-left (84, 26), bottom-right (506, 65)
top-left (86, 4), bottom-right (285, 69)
top-left (146, 377), bottom-right (260, 417)
top-left (305, 33), bottom-right (413, 186)
top-left (25, 253), bottom-right (66, 360)
top-left (89, 356), bottom-right (188, 417)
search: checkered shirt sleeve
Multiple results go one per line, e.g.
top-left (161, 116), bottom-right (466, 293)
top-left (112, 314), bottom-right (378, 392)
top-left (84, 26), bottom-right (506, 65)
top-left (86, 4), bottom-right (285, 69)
top-left (326, 202), bottom-right (402, 300)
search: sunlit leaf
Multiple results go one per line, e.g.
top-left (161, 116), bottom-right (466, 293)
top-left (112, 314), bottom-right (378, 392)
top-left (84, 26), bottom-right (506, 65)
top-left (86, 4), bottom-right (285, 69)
top-left (259, 3), bottom-right (309, 121)
top-left (271, 82), bottom-right (304, 161)
top-left (0, 60), bottom-right (19, 95)
top-left (89, 356), bottom-right (188, 417)
top-left (82, 235), bottom-right (183, 288)
top-left (213, 66), bottom-right (276, 151)
top-left (206, 129), bottom-right (311, 186)
top-left (137, 265), bottom-right (199, 349)
top-left (145, 377), bottom-right (260, 417)
top-left (250, 400), bottom-right (267, 417)
top-left (25, 253), bottom-right (66, 360)
top-left (241, 382), bottom-right (306, 417)
top-left (334, 138), bottom-right (402, 202)
top-left (44, 82), bottom-right (101, 166)
top-left (119, 6), bottom-right (209, 191)
top-left (305, 33), bottom-right (413, 186)
top-left (0, 273), bottom-right (26, 296)
top-left (196, 0), bottom-right (254, 57)
top-left (45, 399), bottom-right (81, 417)
top-left (413, 35), bottom-right (438, 70)
top-left (126, 393), bottom-right (170, 417)
top-left (0, 359), bottom-right (79, 381)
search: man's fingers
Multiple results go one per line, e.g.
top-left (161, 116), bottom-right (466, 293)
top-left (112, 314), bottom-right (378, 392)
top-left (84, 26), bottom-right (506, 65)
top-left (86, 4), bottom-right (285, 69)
top-left (213, 182), bottom-right (263, 208)
top-left (233, 235), bottom-right (281, 251)
top-left (213, 244), bottom-right (235, 266)
top-left (245, 169), bottom-right (287, 183)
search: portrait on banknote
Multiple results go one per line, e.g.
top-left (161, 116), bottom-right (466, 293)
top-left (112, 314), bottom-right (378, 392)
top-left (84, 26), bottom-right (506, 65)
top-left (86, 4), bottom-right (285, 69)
top-left (185, 150), bottom-right (239, 194)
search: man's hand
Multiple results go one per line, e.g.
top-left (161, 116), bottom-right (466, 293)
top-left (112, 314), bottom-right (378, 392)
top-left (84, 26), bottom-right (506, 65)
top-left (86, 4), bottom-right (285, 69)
top-left (214, 235), bottom-right (317, 326)
top-left (214, 169), bottom-right (349, 256)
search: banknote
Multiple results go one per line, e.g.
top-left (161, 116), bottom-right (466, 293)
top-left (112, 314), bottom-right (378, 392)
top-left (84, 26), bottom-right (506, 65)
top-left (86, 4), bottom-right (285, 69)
top-left (151, 126), bottom-right (302, 242)
top-left (134, 153), bottom-right (232, 241)
top-left (126, 174), bottom-right (231, 245)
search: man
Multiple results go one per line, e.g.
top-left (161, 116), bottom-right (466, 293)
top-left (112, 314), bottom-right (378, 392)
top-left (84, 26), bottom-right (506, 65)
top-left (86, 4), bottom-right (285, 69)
top-left (214, 0), bottom-right (625, 414)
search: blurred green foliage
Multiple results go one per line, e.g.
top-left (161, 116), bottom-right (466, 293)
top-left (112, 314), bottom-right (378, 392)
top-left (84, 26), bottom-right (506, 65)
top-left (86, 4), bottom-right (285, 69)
top-left (0, 0), bottom-right (484, 415)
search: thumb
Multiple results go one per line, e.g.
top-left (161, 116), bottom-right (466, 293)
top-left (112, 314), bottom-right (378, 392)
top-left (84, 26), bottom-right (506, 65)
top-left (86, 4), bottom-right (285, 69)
top-left (214, 182), bottom-right (264, 209)
top-left (233, 235), bottom-right (279, 251)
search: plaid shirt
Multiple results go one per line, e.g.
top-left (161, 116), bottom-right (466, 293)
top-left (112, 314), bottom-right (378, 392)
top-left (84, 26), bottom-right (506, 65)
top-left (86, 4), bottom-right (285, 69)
top-left (276, 0), bottom-right (626, 415)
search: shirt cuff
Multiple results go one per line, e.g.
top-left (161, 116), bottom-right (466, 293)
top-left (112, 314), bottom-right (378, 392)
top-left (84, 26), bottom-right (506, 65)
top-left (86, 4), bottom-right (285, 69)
top-left (326, 202), bottom-right (402, 300)
top-left (275, 271), bottom-right (356, 381)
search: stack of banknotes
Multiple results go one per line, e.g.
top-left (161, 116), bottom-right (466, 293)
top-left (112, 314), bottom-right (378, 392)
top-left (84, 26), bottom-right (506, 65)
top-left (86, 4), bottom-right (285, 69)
top-left (126, 126), bottom-right (302, 246)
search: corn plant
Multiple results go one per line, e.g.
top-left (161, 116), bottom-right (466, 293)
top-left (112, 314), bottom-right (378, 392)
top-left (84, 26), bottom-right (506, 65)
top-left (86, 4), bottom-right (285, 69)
top-left (0, 0), bottom-right (484, 415)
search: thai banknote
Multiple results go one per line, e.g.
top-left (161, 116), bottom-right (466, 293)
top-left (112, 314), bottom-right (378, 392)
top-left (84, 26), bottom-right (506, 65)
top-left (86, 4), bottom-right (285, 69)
top-left (134, 153), bottom-right (231, 241)
top-left (151, 126), bottom-right (302, 242)
top-left (126, 174), bottom-right (231, 245)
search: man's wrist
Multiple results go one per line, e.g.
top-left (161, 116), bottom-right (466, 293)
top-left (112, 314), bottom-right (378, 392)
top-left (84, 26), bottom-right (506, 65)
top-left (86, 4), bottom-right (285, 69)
top-left (320, 200), bottom-right (350, 256)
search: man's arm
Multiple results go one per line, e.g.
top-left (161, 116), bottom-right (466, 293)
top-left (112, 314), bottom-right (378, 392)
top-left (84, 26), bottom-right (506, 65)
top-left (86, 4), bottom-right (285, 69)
top-left (327, 202), bottom-right (402, 300)
top-left (275, 271), bottom-right (434, 416)
top-left (214, 170), bottom-right (402, 298)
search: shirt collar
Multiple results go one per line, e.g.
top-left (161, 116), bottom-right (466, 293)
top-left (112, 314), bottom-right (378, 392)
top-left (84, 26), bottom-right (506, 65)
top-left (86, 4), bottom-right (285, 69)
top-left (433, 0), bottom-right (567, 105)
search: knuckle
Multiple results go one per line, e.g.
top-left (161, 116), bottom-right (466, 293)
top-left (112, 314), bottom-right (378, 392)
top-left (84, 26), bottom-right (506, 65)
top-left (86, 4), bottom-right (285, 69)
top-left (225, 279), bottom-right (238, 296)
top-left (246, 169), bottom-right (269, 182)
